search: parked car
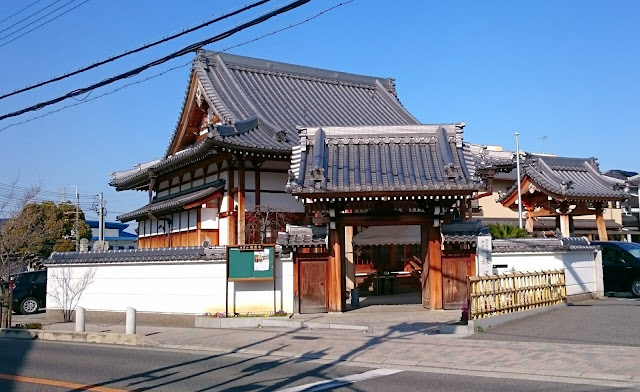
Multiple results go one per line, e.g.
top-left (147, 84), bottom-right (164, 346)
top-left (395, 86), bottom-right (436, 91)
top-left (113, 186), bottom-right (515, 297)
top-left (592, 241), bottom-right (640, 296)
top-left (3, 270), bottom-right (47, 314)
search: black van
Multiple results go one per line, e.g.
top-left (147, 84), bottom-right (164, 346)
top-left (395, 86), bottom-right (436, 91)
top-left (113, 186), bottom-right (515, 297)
top-left (592, 241), bottom-right (640, 296)
top-left (7, 270), bottom-right (47, 314)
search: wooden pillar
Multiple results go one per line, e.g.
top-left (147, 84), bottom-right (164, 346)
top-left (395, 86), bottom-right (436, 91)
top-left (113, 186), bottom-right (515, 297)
top-left (254, 162), bottom-right (261, 208)
top-left (197, 208), bottom-right (202, 245)
top-left (237, 158), bottom-right (246, 245)
top-left (595, 208), bottom-right (608, 241)
top-left (559, 214), bottom-right (571, 238)
top-left (459, 197), bottom-right (468, 222)
top-left (428, 222), bottom-right (443, 310)
top-left (227, 160), bottom-right (236, 245)
top-left (389, 244), bottom-right (398, 271)
top-left (344, 226), bottom-right (355, 291)
top-left (420, 222), bottom-right (430, 308)
top-left (327, 220), bottom-right (345, 312)
top-left (524, 206), bottom-right (535, 233)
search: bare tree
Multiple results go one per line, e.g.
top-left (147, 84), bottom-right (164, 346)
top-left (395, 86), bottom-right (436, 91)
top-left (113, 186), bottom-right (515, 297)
top-left (242, 206), bottom-right (296, 244)
top-left (49, 267), bottom-right (96, 322)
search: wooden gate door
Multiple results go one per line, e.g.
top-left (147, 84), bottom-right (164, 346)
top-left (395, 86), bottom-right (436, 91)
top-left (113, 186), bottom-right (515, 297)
top-left (297, 257), bottom-right (328, 313)
top-left (442, 250), bottom-right (475, 309)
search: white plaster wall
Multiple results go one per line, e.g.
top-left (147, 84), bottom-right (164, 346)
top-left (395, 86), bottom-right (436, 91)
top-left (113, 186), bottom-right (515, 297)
top-left (46, 257), bottom-right (294, 315)
top-left (255, 193), bottom-right (305, 212)
top-left (228, 257), bottom-right (293, 314)
top-left (201, 207), bottom-right (219, 230)
top-left (491, 250), bottom-right (601, 297)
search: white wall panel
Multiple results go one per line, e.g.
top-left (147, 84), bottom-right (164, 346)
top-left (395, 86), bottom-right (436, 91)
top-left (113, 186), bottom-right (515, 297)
top-left (492, 250), bottom-right (601, 298)
top-left (46, 256), bottom-right (294, 315)
top-left (201, 208), bottom-right (219, 229)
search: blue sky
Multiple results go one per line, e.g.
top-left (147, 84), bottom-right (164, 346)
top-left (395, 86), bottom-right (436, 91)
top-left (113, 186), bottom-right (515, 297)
top-left (0, 0), bottom-right (638, 225)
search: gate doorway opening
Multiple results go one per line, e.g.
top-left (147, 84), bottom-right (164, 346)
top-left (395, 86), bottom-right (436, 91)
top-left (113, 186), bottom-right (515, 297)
top-left (349, 225), bottom-right (423, 307)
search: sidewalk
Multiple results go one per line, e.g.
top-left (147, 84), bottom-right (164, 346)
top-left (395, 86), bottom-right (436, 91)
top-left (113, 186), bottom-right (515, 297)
top-left (31, 313), bottom-right (640, 387)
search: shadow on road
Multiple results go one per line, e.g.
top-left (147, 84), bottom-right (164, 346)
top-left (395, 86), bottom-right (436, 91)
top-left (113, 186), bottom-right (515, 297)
top-left (46, 320), bottom-right (433, 391)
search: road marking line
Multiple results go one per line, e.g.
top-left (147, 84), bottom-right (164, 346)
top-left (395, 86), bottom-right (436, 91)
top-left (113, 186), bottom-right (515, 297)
top-left (277, 368), bottom-right (402, 391)
top-left (0, 373), bottom-right (128, 392)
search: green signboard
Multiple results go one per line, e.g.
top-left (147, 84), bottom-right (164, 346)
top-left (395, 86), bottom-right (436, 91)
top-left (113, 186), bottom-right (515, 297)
top-left (228, 245), bottom-right (275, 281)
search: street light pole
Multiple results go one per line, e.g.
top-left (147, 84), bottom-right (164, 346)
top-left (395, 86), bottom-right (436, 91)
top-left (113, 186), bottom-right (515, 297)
top-left (515, 133), bottom-right (523, 229)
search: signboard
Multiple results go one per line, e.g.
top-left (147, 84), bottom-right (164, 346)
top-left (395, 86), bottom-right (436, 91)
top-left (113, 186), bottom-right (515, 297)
top-left (228, 245), bottom-right (275, 281)
top-left (476, 235), bottom-right (493, 276)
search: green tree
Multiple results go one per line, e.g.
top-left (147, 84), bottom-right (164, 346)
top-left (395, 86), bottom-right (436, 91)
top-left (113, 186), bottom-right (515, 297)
top-left (488, 223), bottom-right (529, 239)
top-left (1, 186), bottom-right (93, 326)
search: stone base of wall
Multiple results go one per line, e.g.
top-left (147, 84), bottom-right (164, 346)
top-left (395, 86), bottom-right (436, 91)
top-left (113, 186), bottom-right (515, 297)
top-left (46, 309), bottom-right (196, 328)
top-left (567, 292), bottom-right (600, 303)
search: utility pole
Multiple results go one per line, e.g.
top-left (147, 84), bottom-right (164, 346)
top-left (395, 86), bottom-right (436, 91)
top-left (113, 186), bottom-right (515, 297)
top-left (71, 185), bottom-right (79, 251)
top-left (99, 192), bottom-right (105, 242)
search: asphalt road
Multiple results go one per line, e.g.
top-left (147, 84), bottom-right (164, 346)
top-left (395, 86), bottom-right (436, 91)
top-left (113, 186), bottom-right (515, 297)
top-left (467, 296), bottom-right (640, 346)
top-left (1, 339), bottom-right (637, 392)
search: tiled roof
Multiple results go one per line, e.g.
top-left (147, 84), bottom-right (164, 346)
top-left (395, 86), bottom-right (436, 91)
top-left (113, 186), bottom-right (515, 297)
top-left (286, 123), bottom-right (479, 196)
top-left (492, 237), bottom-right (597, 253)
top-left (277, 225), bottom-right (327, 247)
top-left (481, 217), bottom-right (623, 230)
top-left (463, 143), bottom-right (516, 177)
top-left (117, 180), bottom-right (225, 222)
top-left (498, 155), bottom-right (628, 203)
top-left (183, 51), bottom-right (419, 154)
top-left (111, 52), bottom-right (419, 190)
top-left (45, 247), bottom-right (226, 265)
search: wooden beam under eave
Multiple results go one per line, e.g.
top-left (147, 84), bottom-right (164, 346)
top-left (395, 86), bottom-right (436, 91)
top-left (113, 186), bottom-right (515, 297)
top-left (501, 177), bottom-right (533, 208)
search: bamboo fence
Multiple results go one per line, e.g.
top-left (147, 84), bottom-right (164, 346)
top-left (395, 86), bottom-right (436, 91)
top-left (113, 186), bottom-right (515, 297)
top-left (467, 269), bottom-right (566, 320)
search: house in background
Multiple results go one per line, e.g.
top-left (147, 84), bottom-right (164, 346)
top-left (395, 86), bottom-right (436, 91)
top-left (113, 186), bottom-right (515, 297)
top-left (465, 144), bottom-right (631, 241)
top-left (603, 170), bottom-right (640, 243)
top-left (85, 220), bottom-right (137, 250)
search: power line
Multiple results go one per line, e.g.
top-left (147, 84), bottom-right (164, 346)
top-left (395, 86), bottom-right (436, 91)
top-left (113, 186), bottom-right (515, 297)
top-left (0, 0), bottom-right (356, 132)
top-left (0, 0), bottom-right (66, 35)
top-left (0, 0), bottom-right (46, 25)
top-left (0, 0), bottom-right (312, 122)
top-left (0, 0), bottom-right (272, 100)
top-left (0, 0), bottom-right (91, 49)
top-left (0, 60), bottom-right (192, 132)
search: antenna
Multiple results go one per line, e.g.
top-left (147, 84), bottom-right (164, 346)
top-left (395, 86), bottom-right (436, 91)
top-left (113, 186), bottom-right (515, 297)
top-left (538, 136), bottom-right (547, 153)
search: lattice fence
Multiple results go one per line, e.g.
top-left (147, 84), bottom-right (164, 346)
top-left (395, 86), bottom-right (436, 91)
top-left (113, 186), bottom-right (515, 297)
top-left (468, 270), bottom-right (566, 320)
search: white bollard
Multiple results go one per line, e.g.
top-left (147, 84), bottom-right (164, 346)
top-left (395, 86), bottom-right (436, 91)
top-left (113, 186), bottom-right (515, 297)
top-left (125, 307), bottom-right (136, 334)
top-left (75, 306), bottom-right (85, 332)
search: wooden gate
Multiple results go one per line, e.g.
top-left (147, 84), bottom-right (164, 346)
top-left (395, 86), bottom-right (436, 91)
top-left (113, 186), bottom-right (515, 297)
top-left (442, 250), bottom-right (475, 309)
top-left (295, 255), bottom-right (328, 313)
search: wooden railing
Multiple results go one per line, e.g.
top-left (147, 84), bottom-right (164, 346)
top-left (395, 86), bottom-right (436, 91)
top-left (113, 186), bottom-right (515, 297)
top-left (467, 270), bottom-right (566, 320)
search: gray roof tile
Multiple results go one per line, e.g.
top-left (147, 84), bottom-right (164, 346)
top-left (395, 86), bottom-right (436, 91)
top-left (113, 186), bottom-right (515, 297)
top-left (112, 52), bottom-right (420, 190)
top-left (286, 124), bottom-right (480, 196)
top-left (492, 237), bottom-right (597, 253)
top-left (46, 246), bottom-right (226, 265)
top-left (498, 155), bottom-right (628, 202)
top-left (117, 180), bottom-right (225, 222)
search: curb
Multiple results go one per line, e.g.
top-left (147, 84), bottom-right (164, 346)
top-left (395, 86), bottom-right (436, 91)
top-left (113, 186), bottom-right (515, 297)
top-left (195, 316), bottom-right (371, 332)
top-left (0, 328), bottom-right (157, 346)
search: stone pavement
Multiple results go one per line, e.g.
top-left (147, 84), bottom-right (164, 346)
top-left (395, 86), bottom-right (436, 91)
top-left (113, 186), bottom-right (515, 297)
top-left (30, 306), bottom-right (640, 388)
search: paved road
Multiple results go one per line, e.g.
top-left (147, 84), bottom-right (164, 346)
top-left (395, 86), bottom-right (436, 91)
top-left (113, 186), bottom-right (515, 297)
top-left (467, 297), bottom-right (640, 346)
top-left (1, 339), bottom-right (637, 392)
